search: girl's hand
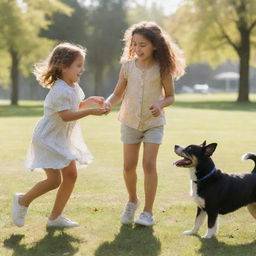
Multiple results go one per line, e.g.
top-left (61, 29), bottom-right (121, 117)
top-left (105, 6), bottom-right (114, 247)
top-left (104, 101), bottom-right (112, 114)
top-left (149, 103), bottom-right (162, 117)
top-left (89, 96), bottom-right (105, 107)
top-left (90, 108), bottom-right (109, 116)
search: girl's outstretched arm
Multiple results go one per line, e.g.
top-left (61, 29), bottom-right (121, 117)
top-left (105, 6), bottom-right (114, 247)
top-left (58, 108), bottom-right (108, 122)
top-left (105, 68), bottom-right (127, 110)
top-left (150, 74), bottom-right (175, 117)
top-left (79, 96), bottom-right (105, 110)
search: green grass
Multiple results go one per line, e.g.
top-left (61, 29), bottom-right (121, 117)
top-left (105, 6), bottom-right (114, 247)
top-left (1, 93), bottom-right (256, 256)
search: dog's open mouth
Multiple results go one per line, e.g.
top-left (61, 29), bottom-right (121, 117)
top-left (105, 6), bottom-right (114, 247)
top-left (174, 146), bottom-right (193, 167)
top-left (173, 157), bottom-right (192, 167)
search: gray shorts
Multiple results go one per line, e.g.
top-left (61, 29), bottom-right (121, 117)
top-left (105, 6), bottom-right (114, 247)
top-left (121, 123), bottom-right (164, 144)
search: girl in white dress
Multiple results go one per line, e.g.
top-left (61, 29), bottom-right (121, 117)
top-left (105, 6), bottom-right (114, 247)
top-left (12, 42), bottom-right (108, 228)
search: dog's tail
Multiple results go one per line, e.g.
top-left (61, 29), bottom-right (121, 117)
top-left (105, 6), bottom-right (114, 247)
top-left (242, 153), bottom-right (256, 173)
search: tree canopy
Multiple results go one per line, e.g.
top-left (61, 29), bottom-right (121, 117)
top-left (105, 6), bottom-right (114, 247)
top-left (166, 0), bottom-right (256, 102)
top-left (0, 0), bottom-right (71, 104)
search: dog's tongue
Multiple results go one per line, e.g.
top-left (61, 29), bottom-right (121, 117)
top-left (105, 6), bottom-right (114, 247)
top-left (173, 159), bottom-right (185, 166)
top-left (173, 158), bottom-right (190, 166)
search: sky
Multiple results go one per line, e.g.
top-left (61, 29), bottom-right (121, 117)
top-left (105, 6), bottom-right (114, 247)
top-left (83, 0), bottom-right (185, 16)
top-left (136, 0), bottom-right (185, 15)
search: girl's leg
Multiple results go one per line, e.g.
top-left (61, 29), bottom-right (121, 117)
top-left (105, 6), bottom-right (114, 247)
top-left (123, 143), bottom-right (141, 203)
top-left (19, 169), bottom-right (61, 207)
top-left (142, 142), bottom-right (160, 215)
top-left (12, 169), bottom-right (61, 227)
top-left (49, 161), bottom-right (77, 220)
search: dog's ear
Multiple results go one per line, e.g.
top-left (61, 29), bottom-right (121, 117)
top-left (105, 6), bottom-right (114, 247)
top-left (204, 143), bottom-right (217, 157)
top-left (201, 141), bottom-right (207, 147)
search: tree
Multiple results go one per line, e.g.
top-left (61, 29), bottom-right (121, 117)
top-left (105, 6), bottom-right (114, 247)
top-left (41, 0), bottom-right (128, 96)
top-left (0, 0), bottom-right (71, 105)
top-left (87, 0), bottom-right (128, 95)
top-left (166, 0), bottom-right (256, 102)
top-left (41, 0), bottom-right (89, 45)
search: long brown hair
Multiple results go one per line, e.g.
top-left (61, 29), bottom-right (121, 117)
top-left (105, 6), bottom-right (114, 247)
top-left (33, 42), bottom-right (86, 88)
top-left (121, 21), bottom-right (185, 80)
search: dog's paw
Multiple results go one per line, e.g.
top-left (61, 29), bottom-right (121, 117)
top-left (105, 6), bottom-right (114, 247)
top-left (183, 230), bottom-right (196, 235)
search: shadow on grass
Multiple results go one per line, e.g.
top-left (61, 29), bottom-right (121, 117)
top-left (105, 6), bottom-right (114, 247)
top-left (3, 229), bottom-right (81, 256)
top-left (94, 225), bottom-right (161, 256)
top-left (174, 101), bottom-right (256, 112)
top-left (198, 236), bottom-right (256, 256)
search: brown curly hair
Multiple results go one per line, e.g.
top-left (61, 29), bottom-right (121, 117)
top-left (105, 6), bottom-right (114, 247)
top-left (121, 21), bottom-right (185, 80)
top-left (33, 42), bottom-right (86, 88)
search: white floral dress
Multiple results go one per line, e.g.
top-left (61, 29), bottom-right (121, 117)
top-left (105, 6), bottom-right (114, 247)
top-left (26, 79), bottom-right (93, 170)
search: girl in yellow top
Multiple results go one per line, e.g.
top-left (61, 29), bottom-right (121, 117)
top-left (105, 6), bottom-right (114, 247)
top-left (106, 21), bottom-right (185, 226)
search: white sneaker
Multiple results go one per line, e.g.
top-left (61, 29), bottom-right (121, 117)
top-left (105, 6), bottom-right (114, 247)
top-left (120, 200), bottom-right (140, 224)
top-left (47, 216), bottom-right (79, 228)
top-left (12, 193), bottom-right (28, 227)
top-left (135, 211), bottom-right (155, 226)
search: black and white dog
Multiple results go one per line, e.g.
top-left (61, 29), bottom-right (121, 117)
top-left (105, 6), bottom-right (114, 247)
top-left (174, 141), bottom-right (256, 239)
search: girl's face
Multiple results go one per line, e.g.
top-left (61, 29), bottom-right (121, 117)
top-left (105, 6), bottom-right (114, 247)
top-left (131, 33), bottom-right (155, 61)
top-left (62, 54), bottom-right (85, 86)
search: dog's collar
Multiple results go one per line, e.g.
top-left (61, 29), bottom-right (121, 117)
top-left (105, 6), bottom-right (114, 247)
top-left (195, 167), bottom-right (217, 183)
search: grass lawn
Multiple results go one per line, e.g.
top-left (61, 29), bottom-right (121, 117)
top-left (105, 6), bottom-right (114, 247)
top-left (1, 93), bottom-right (256, 256)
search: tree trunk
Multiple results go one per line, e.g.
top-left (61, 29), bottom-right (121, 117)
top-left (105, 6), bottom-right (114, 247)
top-left (237, 29), bottom-right (250, 103)
top-left (94, 67), bottom-right (104, 96)
top-left (10, 48), bottom-right (20, 105)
